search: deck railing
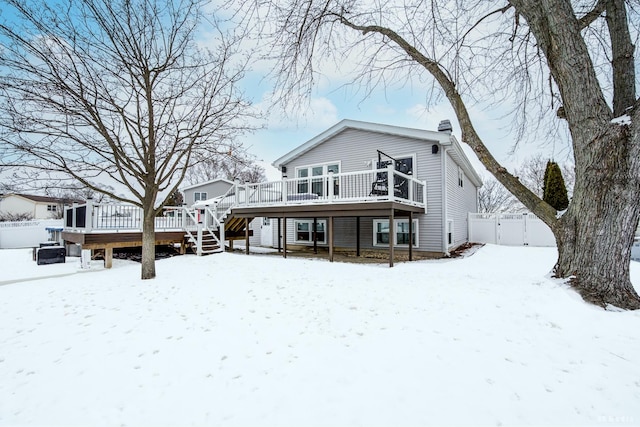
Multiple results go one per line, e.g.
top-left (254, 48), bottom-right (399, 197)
top-left (64, 165), bottom-right (427, 234)
top-left (64, 201), bottom-right (192, 232)
top-left (220, 166), bottom-right (427, 210)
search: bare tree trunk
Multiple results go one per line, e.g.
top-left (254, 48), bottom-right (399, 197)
top-left (554, 121), bottom-right (640, 309)
top-left (141, 208), bottom-right (156, 280)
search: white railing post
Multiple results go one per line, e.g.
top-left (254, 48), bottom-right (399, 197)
top-left (181, 205), bottom-right (187, 229)
top-left (71, 202), bottom-right (78, 229)
top-left (196, 222), bottom-right (203, 256)
top-left (387, 162), bottom-right (395, 199)
top-left (85, 198), bottom-right (93, 232)
top-left (204, 205), bottom-right (211, 229)
top-left (219, 219), bottom-right (225, 252)
top-left (408, 178), bottom-right (414, 202)
top-left (328, 171), bottom-right (334, 202)
top-left (423, 181), bottom-right (428, 207)
top-left (282, 178), bottom-right (288, 203)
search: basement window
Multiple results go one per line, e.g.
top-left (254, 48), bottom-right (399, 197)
top-left (373, 219), bottom-right (419, 247)
top-left (294, 219), bottom-right (327, 244)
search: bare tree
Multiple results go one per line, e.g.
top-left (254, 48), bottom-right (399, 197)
top-left (0, 0), bottom-right (256, 279)
top-left (478, 177), bottom-right (522, 213)
top-left (186, 147), bottom-right (267, 184)
top-left (249, 0), bottom-right (640, 308)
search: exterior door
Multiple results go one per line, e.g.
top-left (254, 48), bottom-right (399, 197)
top-left (260, 217), bottom-right (273, 247)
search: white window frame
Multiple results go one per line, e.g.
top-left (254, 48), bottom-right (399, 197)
top-left (294, 162), bottom-right (341, 196)
top-left (371, 153), bottom-right (417, 177)
top-left (293, 219), bottom-right (327, 244)
top-left (447, 219), bottom-right (454, 246)
top-left (47, 204), bottom-right (57, 212)
top-left (458, 166), bottom-right (464, 188)
top-left (373, 218), bottom-right (419, 247)
top-left (194, 192), bottom-right (207, 203)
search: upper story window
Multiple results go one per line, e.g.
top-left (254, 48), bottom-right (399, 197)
top-left (458, 167), bottom-right (464, 187)
top-left (295, 162), bottom-right (340, 196)
top-left (194, 192), bottom-right (207, 203)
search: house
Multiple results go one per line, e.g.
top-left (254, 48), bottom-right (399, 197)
top-left (0, 193), bottom-right (82, 220)
top-left (60, 120), bottom-right (481, 267)
top-left (181, 178), bottom-right (235, 206)
top-left (213, 119), bottom-right (482, 263)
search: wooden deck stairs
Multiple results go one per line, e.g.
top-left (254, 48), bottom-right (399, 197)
top-left (185, 212), bottom-right (254, 255)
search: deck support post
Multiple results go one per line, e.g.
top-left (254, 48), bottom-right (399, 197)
top-left (277, 218), bottom-right (282, 253)
top-left (313, 217), bottom-right (318, 254)
top-left (245, 218), bottom-right (250, 254)
top-left (196, 223), bottom-right (203, 256)
top-left (356, 217), bottom-right (361, 257)
top-left (104, 247), bottom-right (113, 269)
top-left (408, 211), bottom-right (413, 261)
top-left (283, 216), bottom-right (287, 258)
top-left (329, 216), bottom-right (334, 262)
top-left (229, 239), bottom-right (234, 251)
top-left (389, 209), bottom-right (394, 267)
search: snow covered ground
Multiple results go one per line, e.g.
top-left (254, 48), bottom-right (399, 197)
top-left (0, 245), bottom-right (639, 426)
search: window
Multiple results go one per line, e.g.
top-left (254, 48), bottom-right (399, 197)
top-left (295, 163), bottom-right (340, 196)
top-left (373, 219), bottom-right (419, 247)
top-left (297, 168), bottom-right (309, 193)
top-left (194, 192), bottom-right (207, 203)
top-left (47, 204), bottom-right (57, 212)
top-left (458, 167), bottom-right (464, 187)
top-left (447, 219), bottom-right (454, 246)
top-left (294, 219), bottom-right (327, 244)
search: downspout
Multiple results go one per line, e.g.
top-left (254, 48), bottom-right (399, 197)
top-left (441, 147), bottom-right (450, 257)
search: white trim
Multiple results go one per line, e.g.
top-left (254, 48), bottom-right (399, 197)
top-left (294, 161), bottom-right (341, 197)
top-left (193, 191), bottom-right (208, 203)
top-left (442, 148), bottom-right (449, 255)
top-left (447, 219), bottom-right (455, 247)
top-left (372, 218), bottom-right (419, 248)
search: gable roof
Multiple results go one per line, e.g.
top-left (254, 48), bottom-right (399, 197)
top-left (272, 119), bottom-right (483, 187)
top-left (180, 178), bottom-right (235, 192)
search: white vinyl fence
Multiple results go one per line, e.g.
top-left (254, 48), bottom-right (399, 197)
top-left (468, 213), bottom-right (556, 247)
top-left (0, 219), bottom-right (64, 249)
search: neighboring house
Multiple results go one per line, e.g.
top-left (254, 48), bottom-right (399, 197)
top-left (182, 178), bottom-right (234, 206)
top-left (0, 194), bottom-right (82, 220)
top-left (217, 119), bottom-right (482, 259)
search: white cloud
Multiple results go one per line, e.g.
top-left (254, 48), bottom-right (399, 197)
top-left (254, 92), bottom-right (339, 132)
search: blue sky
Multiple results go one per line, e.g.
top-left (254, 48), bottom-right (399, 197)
top-left (234, 62), bottom-right (570, 181)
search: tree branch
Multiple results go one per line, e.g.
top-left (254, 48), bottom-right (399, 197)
top-left (333, 12), bottom-right (559, 228)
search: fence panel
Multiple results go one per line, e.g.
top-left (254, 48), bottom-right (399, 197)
top-left (526, 216), bottom-right (556, 247)
top-left (469, 213), bottom-right (555, 247)
top-left (468, 213), bottom-right (498, 244)
top-left (0, 219), bottom-right (64, 249)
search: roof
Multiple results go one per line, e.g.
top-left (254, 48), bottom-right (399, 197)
top-left (180, 178), bottom-right (235, 192)
top-left (272, 119), bottom-right (483, 187)
top-left (4, 193), bottom-right (84, 204)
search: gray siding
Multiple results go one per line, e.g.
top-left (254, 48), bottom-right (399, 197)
top-left (446, 152), bottom-right (479, 248)
top-left (281, 128), bottom-right (445, 252)
top-left (183, 181), bottom-right (233, 206)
